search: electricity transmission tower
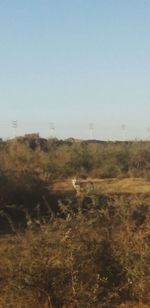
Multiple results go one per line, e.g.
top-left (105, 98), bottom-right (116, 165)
top-left (12, 120), bottom-right (18, 137)
top-left (89, 123), bottom-right (94, 140)
top-left (121, 124), bottom-right (126, 141)
top-left (49, 122), bottom-right (55, 138)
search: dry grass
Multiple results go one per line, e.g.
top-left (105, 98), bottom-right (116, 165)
top-left (53, 177), bottom-right (150, 195)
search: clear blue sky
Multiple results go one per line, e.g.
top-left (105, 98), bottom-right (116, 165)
top-left (0, 0), bottom-right (150, 140)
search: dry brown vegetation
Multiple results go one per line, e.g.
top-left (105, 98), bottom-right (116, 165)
top-left (1, 196), bottom-right (150, 307)
top-left (0, 138), bottom-right (150, 307)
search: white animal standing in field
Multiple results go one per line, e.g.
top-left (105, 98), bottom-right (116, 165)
top-left (72, 178), bottom-right (81, 195)
top-left (72, 177), bottom-right (94, 195)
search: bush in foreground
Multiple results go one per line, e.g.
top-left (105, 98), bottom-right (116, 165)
top-left (0, 196), bottom-right (150, 307)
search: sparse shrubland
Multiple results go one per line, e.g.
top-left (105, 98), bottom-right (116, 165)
top-left (0, 137), bottom-right (150, 307)
top-left (1, 138), bottom-right (150, 184)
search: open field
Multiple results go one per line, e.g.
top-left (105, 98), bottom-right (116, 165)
top-left (52, 177), bottom-right (150, 195)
